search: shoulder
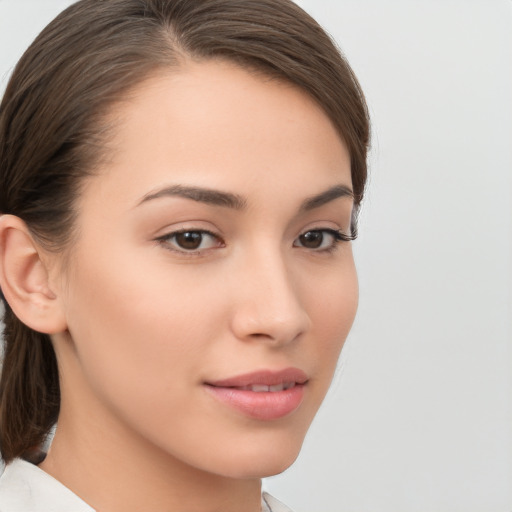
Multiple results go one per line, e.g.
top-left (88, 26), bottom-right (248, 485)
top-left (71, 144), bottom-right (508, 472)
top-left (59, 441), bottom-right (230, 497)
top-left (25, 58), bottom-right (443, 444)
top-left (262, 491), bottom-right (295, 512)
top-left (0, 458), bottom-right (94, 512)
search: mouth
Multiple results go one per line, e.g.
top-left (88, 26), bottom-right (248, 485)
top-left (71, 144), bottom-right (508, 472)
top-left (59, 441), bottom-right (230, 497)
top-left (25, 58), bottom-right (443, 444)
top-left (229, 382), bottom-right (298, 392)
top-left (204, 368), bottom-right (308, 420)
top-left (205, 367), bottom-right (308, 388)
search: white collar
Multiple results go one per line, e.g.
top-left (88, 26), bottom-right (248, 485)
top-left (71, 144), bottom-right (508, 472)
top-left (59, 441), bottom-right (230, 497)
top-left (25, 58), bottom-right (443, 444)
top-left (0, 458), bottom-right (94, 512)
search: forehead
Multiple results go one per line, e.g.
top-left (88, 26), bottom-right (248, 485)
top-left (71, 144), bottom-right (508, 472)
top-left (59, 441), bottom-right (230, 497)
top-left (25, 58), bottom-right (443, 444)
top-left (80, 59), bottom-right (351, 209)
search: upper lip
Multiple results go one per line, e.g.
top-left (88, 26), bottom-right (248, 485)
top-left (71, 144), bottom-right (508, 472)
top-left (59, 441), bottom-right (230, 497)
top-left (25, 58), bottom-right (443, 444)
top-left (206, 368), bottom-right (308, 388)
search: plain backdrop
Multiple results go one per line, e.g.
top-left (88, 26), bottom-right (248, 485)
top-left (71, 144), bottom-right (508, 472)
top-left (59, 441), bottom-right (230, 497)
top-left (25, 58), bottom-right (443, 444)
top-left (1, 1), bottom-right (511, 511)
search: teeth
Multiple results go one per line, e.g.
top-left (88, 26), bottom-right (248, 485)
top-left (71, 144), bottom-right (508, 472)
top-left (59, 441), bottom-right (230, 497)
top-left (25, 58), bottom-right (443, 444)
top-left (252, 384), bottom-right (270, 392)
top-left (237, 382), bottom-right (296, 392)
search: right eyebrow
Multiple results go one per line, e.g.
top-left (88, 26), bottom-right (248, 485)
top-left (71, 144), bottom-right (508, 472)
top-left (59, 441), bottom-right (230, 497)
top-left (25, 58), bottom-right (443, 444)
top-left (137, 184), bottom-right (247, 210)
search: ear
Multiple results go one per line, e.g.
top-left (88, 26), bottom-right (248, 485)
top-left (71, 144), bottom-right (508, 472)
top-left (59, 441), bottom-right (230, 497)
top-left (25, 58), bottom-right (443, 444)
top-left (0, 214), bottom-right (67, 334)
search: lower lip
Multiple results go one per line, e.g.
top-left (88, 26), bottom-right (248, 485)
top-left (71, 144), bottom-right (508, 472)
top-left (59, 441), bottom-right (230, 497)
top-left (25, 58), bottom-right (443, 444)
top-left (204, 384), bottom-right (305, 420)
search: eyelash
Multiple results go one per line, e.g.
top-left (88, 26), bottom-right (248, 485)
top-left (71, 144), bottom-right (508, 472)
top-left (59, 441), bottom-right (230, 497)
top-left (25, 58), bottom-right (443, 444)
top-left (293, 228), bottom-right (355, 253)
top-left (155, 227), bottom-right (355, 256)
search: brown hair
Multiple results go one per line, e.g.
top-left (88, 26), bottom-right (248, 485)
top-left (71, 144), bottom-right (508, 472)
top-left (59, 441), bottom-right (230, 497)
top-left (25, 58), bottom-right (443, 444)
top-left (0, 0), bottom-right (370, 463)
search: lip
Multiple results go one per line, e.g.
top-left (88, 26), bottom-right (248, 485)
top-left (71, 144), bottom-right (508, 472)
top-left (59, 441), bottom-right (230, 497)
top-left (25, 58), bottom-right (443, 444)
top-left (207, 368), bottom-right (308, 388)
top-left (204, 368), bottom-right (308, 420)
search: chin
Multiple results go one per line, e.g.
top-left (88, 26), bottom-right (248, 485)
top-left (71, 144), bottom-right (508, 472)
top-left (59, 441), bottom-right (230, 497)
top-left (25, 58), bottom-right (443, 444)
top-left (214, 432), bottom-right (305, 479)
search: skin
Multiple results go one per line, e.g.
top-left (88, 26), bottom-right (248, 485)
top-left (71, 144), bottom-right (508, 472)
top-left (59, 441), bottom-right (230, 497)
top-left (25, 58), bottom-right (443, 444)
top-left (28, 60), bottom-right (358, 512)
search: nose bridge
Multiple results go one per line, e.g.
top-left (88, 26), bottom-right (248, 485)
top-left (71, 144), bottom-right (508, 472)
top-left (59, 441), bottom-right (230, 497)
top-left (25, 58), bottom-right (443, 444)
top-left (230, 243), bottom-right (310, 345)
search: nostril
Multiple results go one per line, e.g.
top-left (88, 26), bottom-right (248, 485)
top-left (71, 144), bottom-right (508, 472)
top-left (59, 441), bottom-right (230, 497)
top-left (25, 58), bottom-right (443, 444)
top-left (249, 332), bottom-right (273, 339)
top-left (228, 262), bottom-right (311, 344)
top-left (231, 311), bottom-right (309, 346)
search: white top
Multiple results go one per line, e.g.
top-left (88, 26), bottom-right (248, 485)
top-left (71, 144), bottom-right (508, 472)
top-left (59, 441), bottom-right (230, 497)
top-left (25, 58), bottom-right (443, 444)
top-left (0, 458), bottom-right (292, 512)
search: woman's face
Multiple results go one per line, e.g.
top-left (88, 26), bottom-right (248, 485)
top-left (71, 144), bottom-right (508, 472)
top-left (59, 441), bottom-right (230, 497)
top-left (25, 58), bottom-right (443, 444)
top-left (52, 60), bottom-right (358, 479)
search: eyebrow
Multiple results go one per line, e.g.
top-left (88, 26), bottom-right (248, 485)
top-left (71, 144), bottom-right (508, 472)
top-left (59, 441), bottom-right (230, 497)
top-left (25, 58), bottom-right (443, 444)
top-left (139, 184), bottom-right (247, 210)
top-left (138, 183), bottom-right (353, 211)
top-left (299, 184), bottom-right (354, 212)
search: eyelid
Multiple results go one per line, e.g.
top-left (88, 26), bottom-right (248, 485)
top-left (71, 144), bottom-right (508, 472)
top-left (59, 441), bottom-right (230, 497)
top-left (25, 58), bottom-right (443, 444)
top-left (326, 228), bottom-right (356, 242)
top-left (298, 225), bottom-right (355, 241)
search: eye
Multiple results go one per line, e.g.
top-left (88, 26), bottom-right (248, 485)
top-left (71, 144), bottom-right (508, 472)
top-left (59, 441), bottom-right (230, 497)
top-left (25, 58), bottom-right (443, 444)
top-left (293, 228), bottom-right (352, 251)
top-left (156, 230), bottom-right (223, 253)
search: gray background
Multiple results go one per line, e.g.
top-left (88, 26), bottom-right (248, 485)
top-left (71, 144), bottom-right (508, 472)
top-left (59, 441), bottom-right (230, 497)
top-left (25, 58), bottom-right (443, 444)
top-left (1, 1), bottom-right (511, 511)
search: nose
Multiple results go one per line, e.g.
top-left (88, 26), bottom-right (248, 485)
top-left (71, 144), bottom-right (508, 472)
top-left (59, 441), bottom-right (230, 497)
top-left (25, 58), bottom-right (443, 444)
top-left (229, 248), bottom-right (311, 346)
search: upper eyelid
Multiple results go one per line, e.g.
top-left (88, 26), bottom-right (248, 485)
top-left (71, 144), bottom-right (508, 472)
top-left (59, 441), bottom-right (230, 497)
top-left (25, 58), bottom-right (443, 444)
top-left (154, 223), bottom-right (222, 239)
top-left (298, 226), bottom-right (355, 241)
top-left (324, 228), bottom-right (356, 242)
top-left (160, 227), bottom-right (218, 236)
top-left (295, 228), bottom-right (354, 245)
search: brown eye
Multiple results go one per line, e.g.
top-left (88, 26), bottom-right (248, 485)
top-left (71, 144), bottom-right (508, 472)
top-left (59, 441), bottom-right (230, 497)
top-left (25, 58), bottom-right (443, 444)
top-left (293, 229), bottom-right (346, 251)
top-left (175, 231), bottom-right (203, 250)
top-left (158, 230), bottom-right (222, 253)
top-left (299, 231), bottom-right (324, 249)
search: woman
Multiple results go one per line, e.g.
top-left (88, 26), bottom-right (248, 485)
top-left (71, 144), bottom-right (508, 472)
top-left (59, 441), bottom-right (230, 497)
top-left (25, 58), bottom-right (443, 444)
top-left (0, 0), bottom-right (369, 510)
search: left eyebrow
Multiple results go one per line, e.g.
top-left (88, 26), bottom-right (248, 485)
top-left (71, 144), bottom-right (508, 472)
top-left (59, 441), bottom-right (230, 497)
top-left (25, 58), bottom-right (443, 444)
top-left (299, 184), bottom-right (354, 212)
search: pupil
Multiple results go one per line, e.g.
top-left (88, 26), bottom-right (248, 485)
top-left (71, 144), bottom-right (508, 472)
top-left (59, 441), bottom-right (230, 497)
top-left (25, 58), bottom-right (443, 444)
top-left (300, 231), bottom-right (323, 248)
top-left (176, 232), bottom-right (202, 250)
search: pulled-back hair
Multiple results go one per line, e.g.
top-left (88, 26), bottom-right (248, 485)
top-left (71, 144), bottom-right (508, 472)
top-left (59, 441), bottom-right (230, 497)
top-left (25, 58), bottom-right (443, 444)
top-left (0, 0), bottom-right (370, 463)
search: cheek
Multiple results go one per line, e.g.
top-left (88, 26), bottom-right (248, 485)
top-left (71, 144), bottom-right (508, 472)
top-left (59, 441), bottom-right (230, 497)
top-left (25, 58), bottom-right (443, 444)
top-left (303, 260), bottom-right (358, 378)
top-left (60, 253), bottom-right (232, 462)
top-left (61, 247), bottom-right (221, 402)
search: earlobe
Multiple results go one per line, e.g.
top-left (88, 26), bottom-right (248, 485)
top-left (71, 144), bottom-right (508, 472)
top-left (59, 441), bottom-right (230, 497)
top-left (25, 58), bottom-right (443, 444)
top-left (0, 214), bottom-right (67, 334)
